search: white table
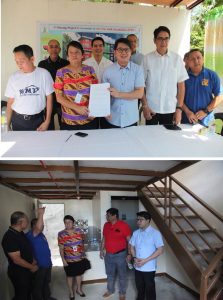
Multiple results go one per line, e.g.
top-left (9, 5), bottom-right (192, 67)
top-left (1, 125), bottom-right (223, 158)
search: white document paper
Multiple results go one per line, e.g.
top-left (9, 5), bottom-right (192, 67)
top-left (89, 83), bottom-right (110, 117)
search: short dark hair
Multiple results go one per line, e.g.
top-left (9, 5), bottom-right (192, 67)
top-left (106, 208), bottom-right (119, 218)
top-left (137, 211), bottom-right (151, 221)
top-left (13, 44), bottom-right (34, 58)
top-left (92, 37), bottom-right (105, 47)
top-left (67, 41), bottom-right (84, 55)
top-left (10, 211), bottom-right (27, 225)
top-left (31, 218), bottom-right (38, 229)
top-left (188, 48), bottom-right (203, 56)
top-left (114, 38), bottom-right (131, 50)
top-left (154, 26), bottom-right (171, 39)
top-left (63, 215), bottom-right (75, 223)
top-left (127, 34), bottom-right (138, 40)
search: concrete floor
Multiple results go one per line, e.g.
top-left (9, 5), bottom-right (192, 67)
top-left (50, 267), bottom-right (198, 300)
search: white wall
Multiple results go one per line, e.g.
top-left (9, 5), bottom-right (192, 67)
top-left (0, 184), bottom-right (35, 300)
top-left (173, 161), bottom-right (223, 234)
top-left (1, 0), bottom-right (190, 97)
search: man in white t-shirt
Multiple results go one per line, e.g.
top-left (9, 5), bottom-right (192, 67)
top-left (5, 44), bottom-right (54, 131)
top-left (84, 37), bottom-right (113, 82)
top-left (129, 211), bottom-right (164, 300)
top-left (141, 26), bottom-right (188, 125)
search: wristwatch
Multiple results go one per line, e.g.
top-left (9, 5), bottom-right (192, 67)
top-left (176, 106), bottom-right (183, 111)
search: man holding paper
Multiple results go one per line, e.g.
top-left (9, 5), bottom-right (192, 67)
top-left (101, 38), bottom-right (145, 128)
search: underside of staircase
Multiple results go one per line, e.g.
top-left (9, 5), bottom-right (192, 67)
top-left (138, 175), bottom-right (223, 300)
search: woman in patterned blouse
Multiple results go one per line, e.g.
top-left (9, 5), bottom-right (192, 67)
top-left (58, 215), bottom-right (90, 300)
top-left (54, 41), bottom-right (98, 130)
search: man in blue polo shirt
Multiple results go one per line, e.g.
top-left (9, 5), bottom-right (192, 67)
top-left (129, 211), bottom-right (164, 300)
top-left (101, 38), bottom-right (145, 128)
top-left (26, 207), bottom-right (57, 300)
top-left (182, 49), bottom-right (223, 126)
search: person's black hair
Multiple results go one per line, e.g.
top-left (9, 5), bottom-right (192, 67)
top-left (31, 218), bottom-right (38, 229)
top-left (66, 41), bottom-right (84, 55)
top-left (154, 26), bottom-right (171, 39)
top-left (127, 34), bottom-right (138, 40)
top-left (136, 211), bottom-right (151, 221)
top-left (92, 37), bottom-right (105, 47)
top-left (188, 48), bottom-right (203, 56)
top-left (106, 208), bottom-right (119, 218)
top-left (10, 211), bottom-right (27, 226)
top-left (114, 38), bottom-right (131, 50)
top-left (63, 215), bottom-right (75, 223)
top-left (13, 44), bottom-right (34, 58)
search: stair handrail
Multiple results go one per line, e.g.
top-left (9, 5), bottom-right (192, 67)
top-left (200, 247), bottom-right (223, 300)
top-left (169, 175), bottom-right (223, 223)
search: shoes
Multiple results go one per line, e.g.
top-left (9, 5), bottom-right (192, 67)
top-left (119, 295), bottom-right (126, 300)
top-left (76, 290), bottom-right (86, 297)
top-left (69, 296), bottom-right (75, 300)
top-left (102, 291), bottom-right (114, 298)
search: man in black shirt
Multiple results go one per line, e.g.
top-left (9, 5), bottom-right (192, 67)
top-left (38, 39), bottom-right (69, 130)
top-left (1, 211), bottom-right (38, 300)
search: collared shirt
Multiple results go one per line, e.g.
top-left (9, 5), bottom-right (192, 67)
top-left (1, 227), bottom-right (33, 268)
top-left (26, 230), bottom-right (52, 268)
top-left (102, 61), bottom-right (145, 127)
top-left (5, 67), bottom-right (54, 115)
top-left (38, 56), bottom-right (69, 81)
top-left (182, 67), bottom-right (223, 124)
top-left (129, 225), bottom-right (164, 272)
top-left (143, 50), bottom-right (188, 114)
top-left (103, 220), bottom-right (131, 254)
top-left (84, 56), bottom-right (113, 82)
top-left (130, 51), bottom-right (144, 66)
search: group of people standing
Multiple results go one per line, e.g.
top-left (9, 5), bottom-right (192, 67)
top-left (1, 207), bottom-right (163, 300)
top-left (4, 25), bottom-right (223, 132)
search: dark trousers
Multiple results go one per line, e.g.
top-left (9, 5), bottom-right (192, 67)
top-left (11, 111), bottom-right (44, 131)
top-left (60, 118), bottom-right (99, 130)
top-left (100, 117), bottom-right (137, 129)
top-left (146, 113), bottom-right (174, 125)
top-left (135, 270), bottom-right (156, 300)
top-left (32, 267), bottom-right (51, 300)
top-left (8, 266), bottom-right (32, 300)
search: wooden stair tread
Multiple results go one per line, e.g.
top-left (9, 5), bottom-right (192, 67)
top-left (175, 229), bottom-right (213, 234)
top-left (189, 245), bottom-right (222, 255)
top-left (156, 203), bottom-right (187, 208)
top-left (166, 215), bottom-right (198, 219)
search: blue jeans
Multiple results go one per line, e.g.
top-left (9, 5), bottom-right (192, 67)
top-left (104, 250), bottom-right (127, 295)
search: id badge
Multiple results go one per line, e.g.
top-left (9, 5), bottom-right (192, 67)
top-left (72, 246), bottom-right (77, 252)
top-left (75, 93), bottom-right (82, 104)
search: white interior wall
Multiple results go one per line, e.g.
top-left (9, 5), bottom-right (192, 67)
top-left (0, 184), bottom-right (35, 300)
top-left (173, 161), bottom-right (223, 234)
top-left (1, 0), bottom-right (190, 98)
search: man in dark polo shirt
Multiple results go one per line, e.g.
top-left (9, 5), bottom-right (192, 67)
top-left (1, 211), bottom-right (38, 300)
top-left (100, 208), bottom-right (131, 300)
top-left (38, 39), bottom-right (69, 130)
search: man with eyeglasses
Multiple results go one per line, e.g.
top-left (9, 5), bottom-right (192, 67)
top-left (101, 38), bottom-right (145, 129)
top-left (38, 39), bottom-right (69, 129)
top-left (129, 211), bottom-right (164, 300)
top-left (100, 208), bottom-right (131, 300)
top-left (141, 26), bottom-right (188, 125)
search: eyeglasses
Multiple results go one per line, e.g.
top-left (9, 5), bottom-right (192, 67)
top-left (137, 218), bottom-right (146, 222)
top-left (156, 37), bottom-right (170, 42)
top-left (116, 48), bottom-right (130, 54)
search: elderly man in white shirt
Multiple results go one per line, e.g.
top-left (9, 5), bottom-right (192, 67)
top-left (141, 26), bottom-right (188, 125)
top-left (129, 211), bottom-right (164, 300)
top-left (84, 37), bottom-right (113, 82)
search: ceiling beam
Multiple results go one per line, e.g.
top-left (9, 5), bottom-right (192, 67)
top-left (170, 0), bottom-right (183, 7)
top-left (187, 0), bottom-right (204, 9)
top-left (0, 164), bottom-right (166, 177)
top-left (0, 178), bottom-right (145, 185)
top-left (74, 161), bottom-right (80, 198)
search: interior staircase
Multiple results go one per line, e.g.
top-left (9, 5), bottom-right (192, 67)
top-left (138, 175), bottom-right (223, 300)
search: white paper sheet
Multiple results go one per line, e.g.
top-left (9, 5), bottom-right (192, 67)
top-left (89, 83), bottom-right (110, 117)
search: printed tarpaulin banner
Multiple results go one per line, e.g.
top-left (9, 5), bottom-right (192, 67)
top-left (204, 6), bottom-right (223, 81)
top-left (38, 22), bottom-right (142, 62)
